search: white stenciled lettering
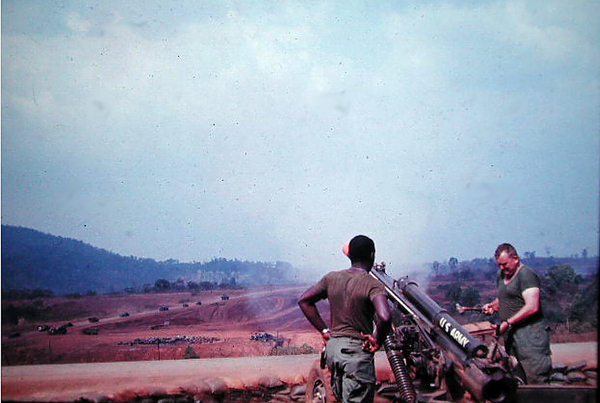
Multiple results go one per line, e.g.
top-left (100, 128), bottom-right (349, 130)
top-left (449, 327), bottom-right (470, 348)
top-left (440, 318), bottom-right (470, 348)
top-left (440, 317), bottom-right (451, 333)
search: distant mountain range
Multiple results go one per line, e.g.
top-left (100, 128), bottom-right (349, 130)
top-left (1, 225), bottom-right (295, 295)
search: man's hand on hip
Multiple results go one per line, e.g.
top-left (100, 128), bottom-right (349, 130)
top-left (360, 333), bottom-right (380, 353)
top-left (321, 328), bottom-right (331, 346)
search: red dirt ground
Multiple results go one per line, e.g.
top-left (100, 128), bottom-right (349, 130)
top-left (2, 286), bottom-right (328, 365)
top-left (1, 285), bottom-right (597, 402)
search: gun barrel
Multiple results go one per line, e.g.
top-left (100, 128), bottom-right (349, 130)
top-left (398, 279), bottom-right (488, 358)
top-left (370, 267), bottom-right (517, 402)
top-left (456, 360), bottom-right (518, 403)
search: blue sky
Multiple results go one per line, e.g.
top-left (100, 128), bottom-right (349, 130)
top-left (2, 0), bottom-right (599, 276)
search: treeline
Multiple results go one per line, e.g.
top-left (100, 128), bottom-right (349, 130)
top-left (2, 275), bottom-right (239, 301)
top-left (124, 276), bottom-right (240, 294)
top-left (430, 254), bottom-right (598, 278)
top-left (0, 275), bottom-right (244, 325)
top-left (542, 265), bottom-right (598, 332)
top-left (2, 299), bottom-right (51, 325)
top-left (2, 288), bottom-right (56, 300)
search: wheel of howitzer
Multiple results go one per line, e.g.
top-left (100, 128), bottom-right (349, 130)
top-left (306, 360), bottom-right (337, 403)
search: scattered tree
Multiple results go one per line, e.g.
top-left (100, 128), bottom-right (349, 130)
top-left (569, 275), bottom-right (598, 330)
top-left (460, 287), bottom-right (481, 307)
top-left (448, 257), bottom-right (459, 271)
top-left (445, 284), bottom-right (462, 303)
top-left (546, 265), bottom-right (581, 288)
top-left (432, 261), bottom-right (440, 275)
top-left (171, 278), bottom-right (186, 291)
top-left (184, 345), bottom-right (199, 359)
top-left (154, 279), bottom-right (171, 291)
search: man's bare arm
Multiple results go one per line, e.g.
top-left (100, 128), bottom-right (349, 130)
top-left (298, 285), bottom-right (329, 333)
top-left (498, 287), bottom-right (540, 333)
top-left (373, 294), bottom-right (391, 346)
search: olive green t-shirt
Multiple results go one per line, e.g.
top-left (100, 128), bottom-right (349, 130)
top-left (315, 268), bottom-right (387, 339)
top-left (497, 265), bottom-right (543, 325)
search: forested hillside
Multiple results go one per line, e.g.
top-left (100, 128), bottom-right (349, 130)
top-left (1, 225), bottom-right (295, 295)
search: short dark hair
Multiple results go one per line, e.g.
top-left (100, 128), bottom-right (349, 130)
top-left (495, 243), bottom-right (519, 259)
top-left (348, 235), bottom-right (375, 263)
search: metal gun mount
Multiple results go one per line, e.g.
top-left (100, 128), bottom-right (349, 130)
top-left (369, 263), bottom-right (518, 403)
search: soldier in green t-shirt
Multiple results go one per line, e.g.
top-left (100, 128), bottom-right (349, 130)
top-left (298, 235), bottom-right (391, 403)
top-left (482, 243), bottom-right (552, 384)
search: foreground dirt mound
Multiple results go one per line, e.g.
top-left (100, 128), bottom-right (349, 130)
top-left (2, 344), bottom-right (597, 403)
top-left (1, 354), bottom-right (319, 402)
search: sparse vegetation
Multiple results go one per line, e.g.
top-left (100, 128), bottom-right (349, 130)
top-left (427, 258), bottom-right (598, 340)
top-left (459, 286), bottom-right (481, 307)
top-left (270, 343), bottom-right (318, 356)
top-left (184, 345), bottom-right (200, 359)
top-left (566, 273), bottom-right (598, 331)
top-left (1, 302), bottom-right (49, 325)
top-left (2, 289), bottom-right (54, 300)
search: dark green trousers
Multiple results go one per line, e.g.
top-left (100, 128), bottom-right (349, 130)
top-left (506, 321), bottom-right (552, 384)
top-left (324, 337), bottom-right (376, 403)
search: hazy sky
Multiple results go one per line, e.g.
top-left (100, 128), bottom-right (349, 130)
top-left (2, 0), bottom-right (599, 275)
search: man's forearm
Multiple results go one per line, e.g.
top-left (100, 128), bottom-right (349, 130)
top-left (298, 285), bottom-right (328, 332)
top-left (506, 288), bottom-right (541, 326)
top-left (299, 302), bottom-right (328, 332)
top-left (374, 319), bottom-right (391, 347)
top-left (506, 304), bottom-right (538, 326)
top-left (372, 294), bottom-right (392, 346)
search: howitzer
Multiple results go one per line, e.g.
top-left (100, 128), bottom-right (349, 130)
top-left (369, 263), bottom-right (518, 403)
